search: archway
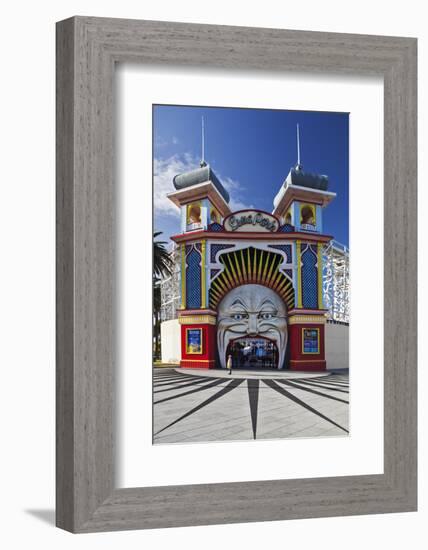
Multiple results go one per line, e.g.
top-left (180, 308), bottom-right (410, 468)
top-left (227, 335), bottom-right (279, 369)
top-left (209, 246), bottom-right (295, 312)
top-left (216, 284), bottom-right (288, 370)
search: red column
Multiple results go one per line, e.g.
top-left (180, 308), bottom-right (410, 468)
top-left (289, 323), bottom-right (326, 371)
top-left (180, 323), bottom-right (217, 369)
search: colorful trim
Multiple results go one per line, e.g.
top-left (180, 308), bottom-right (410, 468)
top-left (288, 315), bottom-right (326, 325)
top-left (301, 244), bottom-right (318, 309)
top-left (179, 315), bottom-right (216, 325)
top-left (171, 231), bottom-right (334, 244)
top-left (180, 243), bottom-right (186, 308)
top-left (317, 242), bottom-right (324, 309)
top-left (185, 245), bottom-right (202, 309)
top-left (296, 240), bottom-right (302, 308)
top-left (201, 240), bottom-right (207, 308)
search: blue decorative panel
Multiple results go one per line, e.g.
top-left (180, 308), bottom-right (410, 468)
top-left (210, 243), bottom-right (234, 264)
top-left (210, 268), bottom-right (221, 280)
top-left (285, 269), bottom-right (293, 280)
top-left (186, 246), bottom-right (202, 309)
top-left (269, 244), bottom-right (292, 263)
top-left (278, 223), bottom-right (295, 233)
top-left (301, 247), bottom-right (318, 309)
top-left (208, 222), bottom-right (224, 232)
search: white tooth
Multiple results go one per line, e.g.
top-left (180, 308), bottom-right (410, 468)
top-left (218, 323), bottom-right (234, 369)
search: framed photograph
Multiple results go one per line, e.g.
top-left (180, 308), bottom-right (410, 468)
top-left (151, 103), bottom-right (349, 446)
top-left (56, 16), bottom-right (417, 532)
top-left (185, 328), bottom-right (203, 355)
top-left (302, 328), bottom-right (320, 355)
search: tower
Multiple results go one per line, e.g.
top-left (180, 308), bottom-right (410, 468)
top-left (166, 161), bottom-right (231, 368)
top-left (271, 126), bottom-right (336, 369)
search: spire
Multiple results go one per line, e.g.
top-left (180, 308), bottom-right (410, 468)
top-left (200, 116), bottom-right (207, 167)
top-left (296, 123), bottom-right (302, 170)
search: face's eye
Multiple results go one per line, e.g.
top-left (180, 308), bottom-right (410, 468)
top-left (259, 312), bottom-right (275, 320)
top-left (231, 313), bottom-right (248, 321)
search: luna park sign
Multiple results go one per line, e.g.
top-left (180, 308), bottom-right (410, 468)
top-left (224, 210), bottom-right (280, 233)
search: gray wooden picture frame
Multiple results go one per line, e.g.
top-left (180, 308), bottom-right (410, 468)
top-left (56, 16), bottom-right (417, 533)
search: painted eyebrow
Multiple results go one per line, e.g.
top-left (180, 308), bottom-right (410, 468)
top-left (257, 299), bottom-right (277, 310)
top-left (229, 299), bottom-right (247, 309)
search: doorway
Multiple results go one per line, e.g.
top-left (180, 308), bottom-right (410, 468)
top-left (227, 337), bottom-right (278, 369)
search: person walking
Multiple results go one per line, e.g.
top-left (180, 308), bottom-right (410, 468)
top-left (226, 353), bottom-right (233, 375)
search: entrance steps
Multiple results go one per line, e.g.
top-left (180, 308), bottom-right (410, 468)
top-left (177, 368), bottom-right (337, 380)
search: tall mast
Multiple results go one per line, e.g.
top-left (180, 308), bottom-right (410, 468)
top-left (297, 123), bottom-right (301, 167)
top-left (201, 116), bottom-right (205, 164)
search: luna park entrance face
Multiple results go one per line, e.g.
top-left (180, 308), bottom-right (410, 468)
top-left (227, 337), bottom-right (279, 369)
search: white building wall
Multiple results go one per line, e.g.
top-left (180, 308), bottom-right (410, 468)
top-left (160, 319), bottom-right (181, 364)
top-left (325, 323), bottom-right (349, 371)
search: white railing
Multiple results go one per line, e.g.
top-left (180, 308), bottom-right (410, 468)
top-left (300, 223), bottom-right (317, 232)
top-left (186, 222), bottom-right (203, 232)
top-left (322, 240), bottom-right (349, 323)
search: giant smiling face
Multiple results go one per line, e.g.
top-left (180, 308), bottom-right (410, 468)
top-left (217, 284), bottom-right (288, 369)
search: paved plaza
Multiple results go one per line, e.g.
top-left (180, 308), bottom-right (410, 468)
top-left (153, 367), bottom-right (349, 444)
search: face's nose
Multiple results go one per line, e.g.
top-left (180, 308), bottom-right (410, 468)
top-left (246, 313), bottom-right (258, 335)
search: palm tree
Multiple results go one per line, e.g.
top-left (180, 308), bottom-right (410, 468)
top-left (153, 232), bottom-right (174, 361)
top-left (154, 231), bottom-right (174, 279)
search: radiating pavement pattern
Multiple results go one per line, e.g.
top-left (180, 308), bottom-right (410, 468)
top-left (153, 368), bottom-right (349, 444)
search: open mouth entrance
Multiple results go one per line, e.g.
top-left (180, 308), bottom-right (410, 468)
top-left (227, 337), bottom-right (279, 369)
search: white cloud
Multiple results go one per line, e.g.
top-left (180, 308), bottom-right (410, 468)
top-left (154, 136), bottom-right (168, 148)
top-left (153, 153), bottom-right (252, 218)
top-left (221, 176), bottom-right (254, 211)
top-left (154, 135), bottom-right (179, 149)
top-left (153, 155), bottom-right (189, 218)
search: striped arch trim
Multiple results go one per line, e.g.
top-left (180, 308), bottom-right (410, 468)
top-left (209, 247), bottom-right (295, 310)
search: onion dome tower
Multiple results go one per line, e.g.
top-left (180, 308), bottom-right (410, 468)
top-left (271, 124), bottom-right (337, 370)
top-left (166, 118), bottom-right (231, 368)
top-left (272, 125), bottom-right (335, 232)
top-left (168, 160), bottom-right (231, 234)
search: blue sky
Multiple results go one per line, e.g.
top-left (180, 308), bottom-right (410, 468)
top-left (153, 105), bottom-right (349, 247)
